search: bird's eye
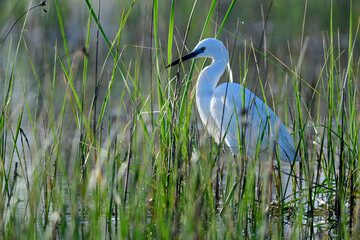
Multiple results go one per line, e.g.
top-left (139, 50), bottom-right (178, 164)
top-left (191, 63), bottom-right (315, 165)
top-left (200, 47), bottom-right (206, 51)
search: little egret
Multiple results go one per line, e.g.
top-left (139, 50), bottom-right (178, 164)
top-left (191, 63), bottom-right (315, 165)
top-left (166, 38), bottom-right (298, 162)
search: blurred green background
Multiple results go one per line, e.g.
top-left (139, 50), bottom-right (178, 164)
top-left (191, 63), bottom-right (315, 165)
top-left (1, 0), bottom-right (358, 116)
top-left (1, 0), bottom-right (359, 183)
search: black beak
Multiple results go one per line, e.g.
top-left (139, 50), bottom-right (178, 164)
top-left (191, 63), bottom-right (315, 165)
top-left (165, 48), bottom-right (203, 69)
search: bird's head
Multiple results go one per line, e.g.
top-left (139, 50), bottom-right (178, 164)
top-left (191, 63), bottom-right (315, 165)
top-left (166, 38), bottom-right (229, 68)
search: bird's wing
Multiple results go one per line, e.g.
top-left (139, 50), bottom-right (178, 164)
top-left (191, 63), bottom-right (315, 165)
top-left (247, 95), bottom-right (297, 162)
top-left (210, 83), bottom-right (270, 156)
top-left (210, 83), bottom-right (297, 161)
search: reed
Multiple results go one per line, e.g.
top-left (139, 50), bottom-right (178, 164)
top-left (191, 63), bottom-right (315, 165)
top-left (0, 0), bottom-right (359, 238)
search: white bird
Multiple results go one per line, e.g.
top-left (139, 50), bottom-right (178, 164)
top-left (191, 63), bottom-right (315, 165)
top-left (167, 38), bottom-right (298, 162)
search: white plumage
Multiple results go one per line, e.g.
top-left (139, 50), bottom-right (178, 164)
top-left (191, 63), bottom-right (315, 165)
top-left (167, 38), bottom-right (298, 162)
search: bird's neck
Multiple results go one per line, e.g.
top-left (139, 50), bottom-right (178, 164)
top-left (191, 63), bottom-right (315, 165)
top-left (196, 59), bottom-right (227, 97)
top-left (195, 59), bottom-right (227, 125)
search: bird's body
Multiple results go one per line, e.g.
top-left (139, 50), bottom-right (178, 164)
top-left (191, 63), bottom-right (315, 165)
top-left (167, 38), bottom-right (298, 162)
